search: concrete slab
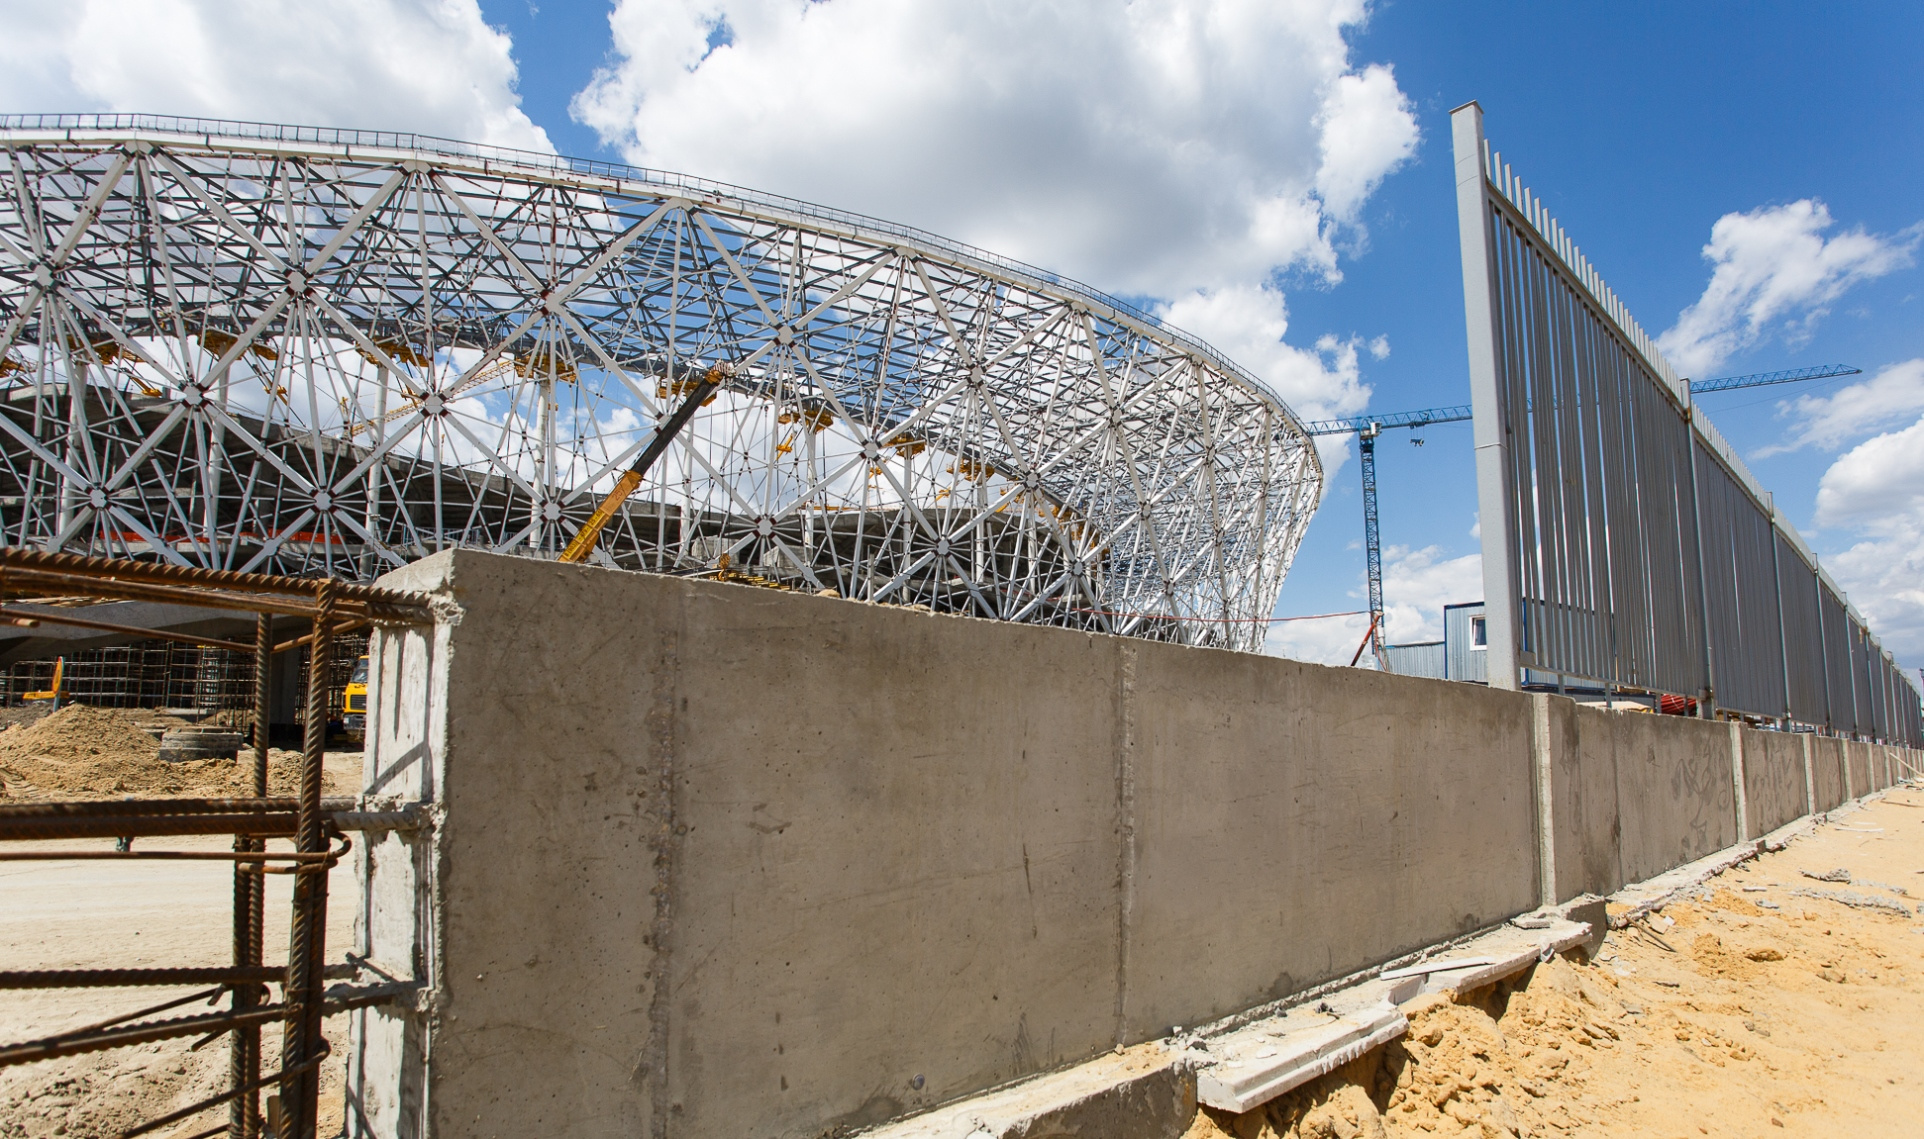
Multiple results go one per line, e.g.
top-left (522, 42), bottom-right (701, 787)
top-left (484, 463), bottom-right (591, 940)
top-left (1611, 713), bottom-right (1737, 886)
top-left (1122, 657), bottom-right (1538, 1041)
top-left (1195, 1004), bottom-right (1407, 1113)
top-left (1606, 839), bottom-right (1766, 928)
top-left (1558, 704), bottom-right (1626, 900)
top-left (853, 1043), bottom-right (1190, 1139)
top-left (1742, 728), bottom-right (1808, 838)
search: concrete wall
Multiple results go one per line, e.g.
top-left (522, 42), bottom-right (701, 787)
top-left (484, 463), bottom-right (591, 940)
top-left (1608, 712), bottom-right (1737, 886)
top-left (1551, 703), bottom-right (1624, 901)
top-left (1811, 736), bottom-right (1847, 811)
top-left (1741, 727), bottom-right (1808, 837)
top-left (1121, 652), bottom-right (1536, 1041)
top-left (1847, 741), bottom-right (1872, 796)
top-left (346, 551), bottom-right (1901, 1139)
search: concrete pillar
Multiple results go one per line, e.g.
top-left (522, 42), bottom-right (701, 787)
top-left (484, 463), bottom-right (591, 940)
top-left (1531, 694), bottom-right (1556, 908)
top-left (1728, 721), bottom-right (1748, 843)
top-left (1800, 732), bottom-right (1816, 818)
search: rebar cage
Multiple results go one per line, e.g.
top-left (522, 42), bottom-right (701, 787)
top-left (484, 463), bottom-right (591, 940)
top-left (0, 115), bottom-right (1321, 652)
top-left (0, 548), bottom-right (434, 1139)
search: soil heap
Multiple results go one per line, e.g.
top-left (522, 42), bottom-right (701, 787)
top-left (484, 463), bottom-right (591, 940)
top-left (0, 705), bottom-right (349, 799)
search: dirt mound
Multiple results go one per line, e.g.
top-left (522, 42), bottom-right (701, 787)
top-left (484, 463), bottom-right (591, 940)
top-left (0, 705), bottom-right (354, 800)
top-left (1186, 791), bottom-right (1924, 1139)
top-left (1183, 958), bottom-right (1624, 1139)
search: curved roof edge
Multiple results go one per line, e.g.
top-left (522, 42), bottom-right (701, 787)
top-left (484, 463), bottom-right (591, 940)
top-left (0, 112), bottom-right (1316, 463)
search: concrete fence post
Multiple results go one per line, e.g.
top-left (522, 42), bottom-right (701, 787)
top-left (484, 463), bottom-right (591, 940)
top-left (1800, 733), bottom-right (1816, 818)
top-left (1531, 694), bottom-right (1556, 908)
top-left (1728, 722), bottom-right (1749, 843)
top-left (1842, 740), bottom-right (1854, 802)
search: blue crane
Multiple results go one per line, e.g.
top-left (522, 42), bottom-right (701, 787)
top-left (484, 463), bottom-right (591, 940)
top-left (1298, 364), bottom-right (1862, 669)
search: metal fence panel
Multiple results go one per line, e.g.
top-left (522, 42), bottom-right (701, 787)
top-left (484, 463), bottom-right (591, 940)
top-left (1692, 439), bottom-right (1786, 717)
top-left (1453, 102), bottom-right (1921, 740)
top-left (1776, 530), bottom-right (1827, 724)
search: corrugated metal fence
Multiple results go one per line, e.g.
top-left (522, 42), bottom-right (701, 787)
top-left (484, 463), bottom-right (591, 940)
top-left (1451, 102), bottom-right (1923, 745)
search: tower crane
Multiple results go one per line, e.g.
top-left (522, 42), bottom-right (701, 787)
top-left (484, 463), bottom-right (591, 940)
top-left (1299, 363), bottom-right (1863, 669)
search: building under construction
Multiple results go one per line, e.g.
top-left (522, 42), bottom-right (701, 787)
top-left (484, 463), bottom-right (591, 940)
top-left (0, 114), bottom-right (1322, 662)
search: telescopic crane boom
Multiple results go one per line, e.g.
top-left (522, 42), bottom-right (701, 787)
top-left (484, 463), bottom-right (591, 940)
top-left (558, 363), bottom-right (730, 565)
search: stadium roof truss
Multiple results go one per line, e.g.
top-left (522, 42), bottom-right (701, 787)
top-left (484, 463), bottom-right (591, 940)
top-left (0, 115), bottom-right (1321, 651)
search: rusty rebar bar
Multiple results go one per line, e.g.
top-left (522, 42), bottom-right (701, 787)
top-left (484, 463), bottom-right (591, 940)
top-left (0, 966), bottom-right (347, 990)
top-left (0, 606), bottom-right (257, 651)
top-left (0, 796), bottom-right (357, 842)
top-left (0, 559), bottom-right (428, 625)
top-left (234, 611), bottom-right (271, 1139)
top-left (0, 547), bottom-right (429, 612)
top-left (279, 580), bottom-right (333, 1138)
top-left (0, 1004), bottom-right (288, 1068)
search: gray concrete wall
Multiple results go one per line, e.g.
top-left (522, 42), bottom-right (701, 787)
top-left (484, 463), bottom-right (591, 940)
top-left (1608, 713), bottom-right (1737, 886)
top-left (1816, 738), bottom-right (1847, 808)
top-left (1811, 736), bottom-right (1847, 811)
top-left (1121, 655), bottom-right (1536, 1041)
top-left (1551, 703), bottom-right (1624, 901)
top-left (1741, 728), bottom-right (1808, 837)
top-left (347, 550), bottom-right (1894, 1139)
top-left (346, 552), bottom-right (1543, 1139)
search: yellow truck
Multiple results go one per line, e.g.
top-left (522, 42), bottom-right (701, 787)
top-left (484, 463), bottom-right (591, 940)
top-left (342, 654), bottom-right (369, 743)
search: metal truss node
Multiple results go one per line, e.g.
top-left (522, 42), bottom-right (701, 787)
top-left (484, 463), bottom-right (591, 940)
top-left (0, 114), bottom-right (1321, 651)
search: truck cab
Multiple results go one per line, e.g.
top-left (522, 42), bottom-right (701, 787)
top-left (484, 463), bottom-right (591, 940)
top-left (343, 654), bottom-right (369, 743)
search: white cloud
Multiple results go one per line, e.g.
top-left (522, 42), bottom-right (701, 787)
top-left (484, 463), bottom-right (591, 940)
top-left (1657, 200), bottom-right (1916, 378)
top-left (1380, 543), bottom-right (1482, 645)
top-left (1815, 412), bottom-right (1924, 663)
top-left (1263, 540), bottom-right (1480, 667)
top-left (573, 0), bottom-right (1414, 414)
top-left (1158, 284), bottom-right (1372, 473)
top-left (1264, 609), bottom-right (1374, 668)
top-left (1760, 358), bottom-right (1924, 456)
top-left (0, 0), bottom-right (551, 152)
top-left (1314, 64), bottom-right (1417, 222)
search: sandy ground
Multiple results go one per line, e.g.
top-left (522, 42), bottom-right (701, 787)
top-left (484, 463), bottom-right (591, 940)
top-left (1185, 786), bottom-right (1924, 1139)
top-left (1, 757), bottom-right (364, 1138)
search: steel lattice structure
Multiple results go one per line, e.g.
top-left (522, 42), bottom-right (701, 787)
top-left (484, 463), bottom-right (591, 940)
top-left (0, 115), bottom-right (1319, 650)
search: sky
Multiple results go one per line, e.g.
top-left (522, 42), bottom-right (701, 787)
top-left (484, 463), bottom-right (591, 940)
top-left (2, 0), bottom-right (1919, 674)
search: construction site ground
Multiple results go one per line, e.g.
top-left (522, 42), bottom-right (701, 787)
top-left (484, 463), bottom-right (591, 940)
top-left (0, 707), bottom-right (360, 1138)
top-left (1186, 787), bottom-right (1924, 1139)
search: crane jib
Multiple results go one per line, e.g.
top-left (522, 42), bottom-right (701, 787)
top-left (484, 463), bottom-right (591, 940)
top-left (557, 369), bottom-right (727, 565)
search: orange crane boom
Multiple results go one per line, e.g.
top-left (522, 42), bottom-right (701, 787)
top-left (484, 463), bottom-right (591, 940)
top-left (559, 364), bottom-right (730, 565)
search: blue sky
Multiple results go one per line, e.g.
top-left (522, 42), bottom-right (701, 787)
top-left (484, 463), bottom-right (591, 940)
top-left (5, 0), bottom-right (1919, 668)
top-left (475, 0), bottom-right (1924, 670)
top-left (1266, 3), bottom-right (1924, 665)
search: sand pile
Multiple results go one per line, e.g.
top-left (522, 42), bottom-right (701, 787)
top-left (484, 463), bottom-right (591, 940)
top-left (0, 705), bottom-right (354, 800)
top-left (1186, 788), bottom-right (1924, 1138)
top-left (1183, 958), bottom-right (1626, 1139)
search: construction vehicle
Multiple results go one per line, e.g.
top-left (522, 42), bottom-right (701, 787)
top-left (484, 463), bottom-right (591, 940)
top-left (21, 657), bottom-right (64, 708)
top-left (342, 654), bottom-right (369, 743)
top-left (559, 363), bottom-right (731, 565)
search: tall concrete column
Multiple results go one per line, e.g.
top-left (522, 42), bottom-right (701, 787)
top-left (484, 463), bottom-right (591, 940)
top-left (1452, 101), bottom-right (1521, 692)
